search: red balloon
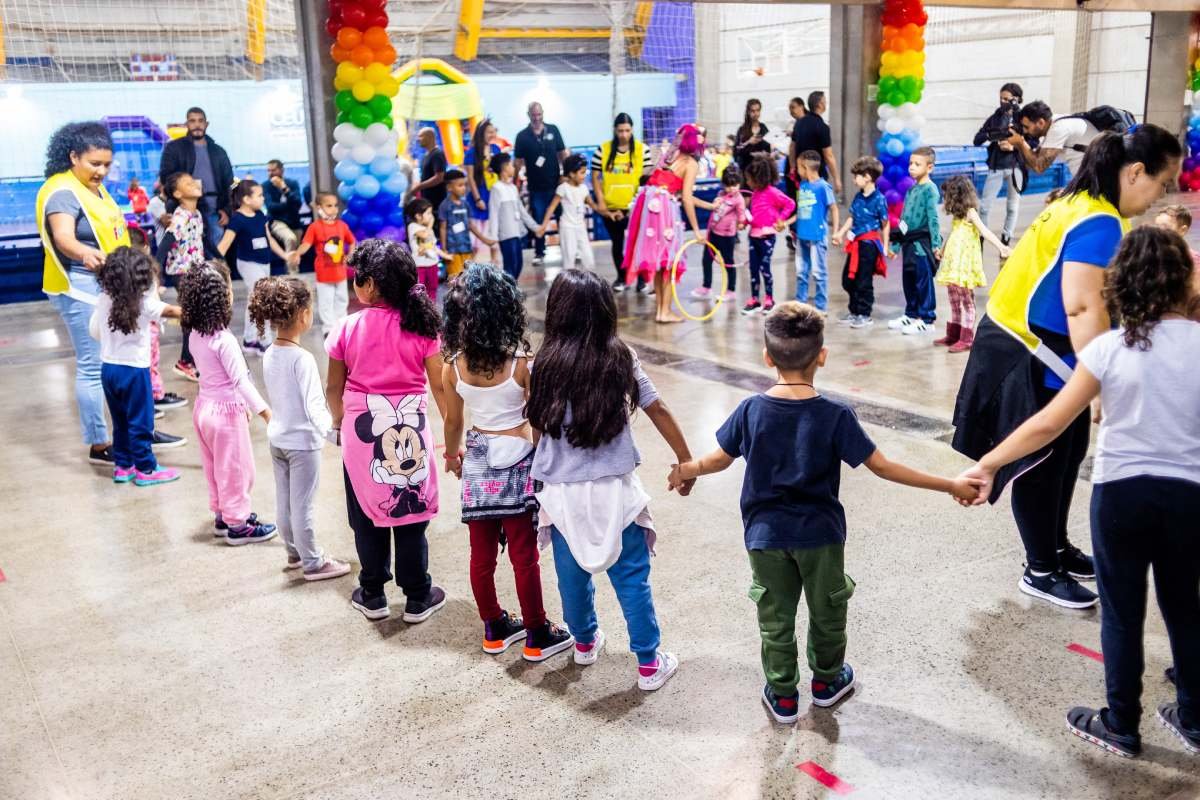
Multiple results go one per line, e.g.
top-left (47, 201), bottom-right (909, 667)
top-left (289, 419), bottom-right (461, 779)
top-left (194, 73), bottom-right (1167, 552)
top-left (366, 11), bottom-right (388, 29)
top-left (325, 18), bottom-right (342, 38)
top-left (361, 0), bottom-right (387, 9)
top-left (341, 4), bottom-right (367, 29)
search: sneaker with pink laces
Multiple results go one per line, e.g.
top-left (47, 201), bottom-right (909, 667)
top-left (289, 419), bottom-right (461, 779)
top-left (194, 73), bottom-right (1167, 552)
top-left (134, 467), bottom-right (180, 486)
top-left (303, 559), bottom-right (353, 582)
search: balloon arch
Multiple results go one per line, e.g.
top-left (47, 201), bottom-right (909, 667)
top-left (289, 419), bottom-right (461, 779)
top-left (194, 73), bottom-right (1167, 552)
top-left (873, 0), bottom-right (928, 227)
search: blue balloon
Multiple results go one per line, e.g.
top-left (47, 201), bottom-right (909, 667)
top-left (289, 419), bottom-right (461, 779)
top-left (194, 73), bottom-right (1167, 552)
top-left (383, 172), bottom-right (408, 197)
top-left (348, 196), bottom-right (370, 214)
top-left (337, 181), bottom-right (355, 201)
top-left (886, 138), bottom-right (906, 157)
top-left (370, 156), bottom-right (398, 178)
top-left (886, 164), bottom-right (906, 182)
top-left (334, 159), bottom-right (362, 182)
top-left (876, 137), bottom-right (890, 155)
top-left (386, 209), bottom-right (405, 228)
top-left (362, 212), bottom-right (385, 235)
top-left (371, 191), bottom-right (398, 212)
top-left (341, 210), bottom-right (360, 230)
top-left (900, 130), bottom-right (918, 147)
top-left (354, 174), bottom-right (381, 199)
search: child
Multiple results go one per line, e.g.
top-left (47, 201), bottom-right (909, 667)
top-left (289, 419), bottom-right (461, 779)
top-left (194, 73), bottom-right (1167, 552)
top-left (889, 146), bottom-right (942, 334)
top-left (668, 301), bottom-right (980, 722)
top-left (934, 176), bottom-right (1011, 352)
top-left (248, 277), bottom-right (352, 580)
top-left (217, 179), bottom-right (290, 354)
top-left (405, 197), bottom-right (448, 295)
top-left (89, 246), bottom-right (183, 486)
top-left (292, 193), bottom-right (355, 337)
top-left (1154, 204), bottom-right (1200, 270)
top-left (540, 154), bottom-right (598, 270)
top-left (127, 228), bottom-right (187, 416)
top-left (833, 157), bottom-right (890, 329)
top-left (741, 154), bottom-right (797, 315)
top-left (794, 151), bottom-right (839, 312)
top-left (441, 264), bottom-right (573, 660)
top-left (325, 239), bottom-right (448, 623)
top-left (485, 153), bottom-right (543, 281)
top-left (127, 177), bottom-right (149, 218)
top-left (438, 169), bottom-right (495, 281)
top-left (693, 164), bottom-right (745, 301)
top-left (180, 262), bottom-right (277, 545)
top-left (160, 172), bottom-right (216, 382)
top-left (526, 268), bottom-right (694, 690)
top-left (961, 227), bottom-right (1200, 759)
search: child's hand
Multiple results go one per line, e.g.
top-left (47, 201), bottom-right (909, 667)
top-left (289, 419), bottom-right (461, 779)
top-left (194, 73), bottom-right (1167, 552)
top-left (832, 234), bottom-right (842, 246)
top-left (773, 220), bottom-right (787, 232)
top-left (668, 462), bottom-right (696, 496)
top-left (287, 251), bottom-right (300, 267)
top-left (258, 408), bottom-right (272, 424)
top-left (954, 465), bottom-right (992, 506)
top-left (444, 450), bottom-right (463, 479)
top-left (934, 247), bottom-right (943, 260)
top-left (999, 245), bottom-right (1012, 259)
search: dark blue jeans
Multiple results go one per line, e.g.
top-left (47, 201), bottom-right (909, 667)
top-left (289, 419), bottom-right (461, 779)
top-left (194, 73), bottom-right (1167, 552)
top-left (499, 237), bottom-right (523, 281)
top-left (101, 363), bottom-right (158, 472)
top-left (748, 235), bottom-right (777, 299)
top-left (527, 189), bottom-right (556, 257)
top-left (902, 248), bottom-right (937, 323)
top-left (1091, 476), bottom-right (1200, 734)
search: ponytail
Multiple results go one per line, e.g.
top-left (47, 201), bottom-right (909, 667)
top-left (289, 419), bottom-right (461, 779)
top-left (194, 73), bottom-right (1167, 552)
top-left (346, 238), bottom-right (440, 340)
top-left (1065, 124), bottom-right (1182, 209)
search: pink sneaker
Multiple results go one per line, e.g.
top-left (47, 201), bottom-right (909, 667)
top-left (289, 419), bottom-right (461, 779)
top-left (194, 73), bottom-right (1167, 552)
top-left (134, 467), bottom-right (180, 486)
top-left (303, 559), bottom-right (353, 582)
top-left (722, 290), bottom-right (737, 302)
top-left (689, 286), bottom-right (713, 299)
top-left (763, 296), bottom-right (776, 312)
top-left (113, 466), bottom-right (136, 484)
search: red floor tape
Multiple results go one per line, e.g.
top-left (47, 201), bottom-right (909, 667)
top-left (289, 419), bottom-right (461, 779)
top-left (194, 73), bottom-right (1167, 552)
top-left (0, 566), bottom-right (6, 582)
top-left (1067, 643), bottom-right (1104, 663)
top-left (852, 359), bottom-right (871, 367)
top-left (796, 761), bottom-right (856, 795)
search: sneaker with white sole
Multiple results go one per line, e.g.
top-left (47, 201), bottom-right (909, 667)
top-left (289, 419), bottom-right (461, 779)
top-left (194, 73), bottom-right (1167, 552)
top-left (690, 286), bottom-right (713, 299)
top-left (574, 629), bottom-right (607, 665)
top-left (1157, 703), bottom-right (1200, 755)
top-left (762, 684), bottom-right (801, 724)
top-left (351, 587), bottom-right (390, 621)
top-left (1019, 567), bottom-right (1098, 609)
top-left (151, 430), bottom-right (187, 450)
top-left (226, 519), bottom-right (277, 545)
top-left (522, 621), bottom-right (574, 662)
top-left (837, 311), bottom-right (856, 325)
top-left (482, 610), bottom-right (526, 654)
top-left (849, 315), bottom-right (875, 329)
top-left (888, 315), bottom-right (914, 330)
top-left (811, 663), bottom-right (856, 707)
top-left (303, 559), bottom-right (352, 582)
top-left (1067, 706), bottom-right (1141, 758)
top-left (637, 650), bottom-right (679, 691)
top-left (902, 319), bottom-right (931, 335)
top-left (722, 290), bottom-right (737, 302)
top-left (402, 585), bottom-right (446, 623)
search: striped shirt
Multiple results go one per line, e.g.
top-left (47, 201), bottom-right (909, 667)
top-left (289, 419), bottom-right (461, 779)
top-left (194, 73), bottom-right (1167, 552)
top-left (590, 145), bottom-right (653, 174)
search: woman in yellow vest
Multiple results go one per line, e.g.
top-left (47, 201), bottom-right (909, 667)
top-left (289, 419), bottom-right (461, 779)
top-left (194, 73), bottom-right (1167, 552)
top-left (952, 125), bottom-right (1181, 610)
top-left (36, 122), bottom-right (132, 466)
top-left (590, 113), bottom-right (651, 292)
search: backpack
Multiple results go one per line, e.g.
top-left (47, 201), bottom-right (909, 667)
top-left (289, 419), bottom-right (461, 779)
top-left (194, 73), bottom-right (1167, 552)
top-left (1065, 106), bottom-right (1138, 152)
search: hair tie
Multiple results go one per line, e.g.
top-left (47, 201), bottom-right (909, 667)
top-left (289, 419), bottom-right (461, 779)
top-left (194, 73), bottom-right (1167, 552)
top-left (410, 283), bottom-right (427, 297)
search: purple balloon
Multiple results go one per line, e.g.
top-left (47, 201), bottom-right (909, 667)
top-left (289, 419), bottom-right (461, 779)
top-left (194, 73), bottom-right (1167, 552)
top-left (897, 177), bottom-right (915, 195)
top-left (876, 176), bottom-right (893, 194)
top-left (885, 190), bottom-right (902, 206)
top-left (377, 225), bottom-right (404, 242)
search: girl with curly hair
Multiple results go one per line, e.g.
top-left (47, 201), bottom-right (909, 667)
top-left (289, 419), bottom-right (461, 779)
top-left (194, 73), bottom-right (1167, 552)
top-left (962, 225), bottom-right (1200, 759)
top-left (181, 262), bottom-right (276, 545)
top-left (441, 263), bottom-right (572, 660)
top-left (526, 268), bottom-right (694, 689)
top-left (324, 239), bottom-right (448, 623)
top-left (248, 277), bottom-right (351, 581)
top-left (88, 246), bottom-right (182, 485)
top-left (741, 153), bottom-right (796, 315)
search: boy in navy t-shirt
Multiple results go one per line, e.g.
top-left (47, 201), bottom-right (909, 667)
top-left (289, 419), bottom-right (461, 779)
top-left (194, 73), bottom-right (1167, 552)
top-left (669, 302), bottom-right (980, 723)
top-left (794, 150), bottom-right (840, 312)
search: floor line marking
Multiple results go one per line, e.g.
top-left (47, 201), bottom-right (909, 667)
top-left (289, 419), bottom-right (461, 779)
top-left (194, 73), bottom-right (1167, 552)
top-left (1067, 643), bottom-right (1104, 663)
top-left (796, 761), bottom-right (856, 794)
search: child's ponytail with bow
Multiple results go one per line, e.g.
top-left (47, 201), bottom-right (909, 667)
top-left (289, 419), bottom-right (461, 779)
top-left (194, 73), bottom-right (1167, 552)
top-left (347, 238), bottom-right (440, 339)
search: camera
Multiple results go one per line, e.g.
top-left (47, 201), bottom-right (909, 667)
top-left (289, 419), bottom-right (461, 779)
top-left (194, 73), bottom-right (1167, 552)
top-left (986, 98), bottom-right (1021, 142)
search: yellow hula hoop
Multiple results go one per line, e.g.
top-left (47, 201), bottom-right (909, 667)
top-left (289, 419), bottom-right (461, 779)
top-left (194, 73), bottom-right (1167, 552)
top-left (669, 237), bottom-right (728, 322)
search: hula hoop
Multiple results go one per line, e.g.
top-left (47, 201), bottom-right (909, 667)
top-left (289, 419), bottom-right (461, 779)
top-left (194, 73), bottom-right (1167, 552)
top-left (669, 237), bottom-right (728, 322)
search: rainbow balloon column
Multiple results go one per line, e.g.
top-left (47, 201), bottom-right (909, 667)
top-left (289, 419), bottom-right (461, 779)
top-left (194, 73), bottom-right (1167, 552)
top-left (874, 0), bottom-right (928, 228)
top-left (326, 1), bottom-right (407, 240)
top-left (1182, 40), bottom-right (1200, 192)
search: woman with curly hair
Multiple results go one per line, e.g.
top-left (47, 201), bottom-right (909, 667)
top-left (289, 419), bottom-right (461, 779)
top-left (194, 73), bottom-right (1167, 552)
top-left (181, 262), bottom-right (276, 545)
top-left (961, 225), bottom-right (1200, 759)
top-left (88, 246), bottom-right (182, 485)
top-left (35, 121), bottom-right (129, 465)
top-left (441, 263), bottom-right (573, 661)
top-left (324, 239), bottom-right (448, 623)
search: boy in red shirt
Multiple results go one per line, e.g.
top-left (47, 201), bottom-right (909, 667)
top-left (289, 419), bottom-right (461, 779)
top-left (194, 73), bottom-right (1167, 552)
top-left (292, 193), bottom-right (356, 336)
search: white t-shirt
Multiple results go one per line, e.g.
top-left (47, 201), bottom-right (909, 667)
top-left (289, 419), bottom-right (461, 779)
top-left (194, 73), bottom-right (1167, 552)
top-left (406, 222), bottom-right (439, 268)
top-left (88, 289), bottom-right (167, 368)
top-left (262, 344), bottom-right (333, 451)
top-left (555, 182), bottom-right (590, 229)
top-left (1042, 116), bottom-right (1100, 177)
top-left (1077, 320), bottom-right (1200, 486)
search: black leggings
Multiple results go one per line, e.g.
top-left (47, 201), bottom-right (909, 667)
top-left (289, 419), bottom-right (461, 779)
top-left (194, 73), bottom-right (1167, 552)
top-left (179, 324), bottom-right (193, 366)
top-left (600, 212), bottom-right (629, 282)
top-left (343, 468), bottom-right (432, 599)
top-left (1010, 380), bottom-right (1092, 572)
top-left (703, 232), bottom-right (737, 291)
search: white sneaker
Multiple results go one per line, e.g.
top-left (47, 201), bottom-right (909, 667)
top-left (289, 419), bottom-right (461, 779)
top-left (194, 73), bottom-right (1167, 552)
top-left (574, 629), bottom-right (606, 666)
top-left (637, 649), bottom-right (679, 691)
top-left (887, 315), bottom-right (913, 330)
top-left (837, 312), bottom-right (856, 325)
top-left (902, 319), bottom-right (930, 335)
top-left (849, 315), bottom-right (875, 329)
top-left (690, 286), bottom-right (713, 299)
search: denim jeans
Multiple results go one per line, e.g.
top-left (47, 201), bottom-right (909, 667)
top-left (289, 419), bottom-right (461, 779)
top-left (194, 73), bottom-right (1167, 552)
top-left (527, 189), bottom-right (556, 258)
top-left (902, 250), bottom-right (937, 323)
top-left (551, 524), bottom-right (661, 665)
top-left (499, 237), bottom-right (524, 281)
top-left (980, 168), bottom-right (1020, 240)
top-left (795, 238), bottom-right (828, 311)
top-left (48, 273), bottom-right (109, 445)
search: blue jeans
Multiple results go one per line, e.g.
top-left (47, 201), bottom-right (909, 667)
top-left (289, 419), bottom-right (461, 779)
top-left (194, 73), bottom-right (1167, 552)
top-left (101, 363), bottom-right (157, 472)
top-left (902, 250), bottom-right (937, 323)
top-left (748, 235), bottom-right (777, 299)
top-left (551, 523), bottom-right (661, 665)
top-left (795, 238), bottom-right (828, 310)
top-left (499, 237), bottom-right (524, 281)
top-left (527, 189), bottom-right (556, 258)
top-left (48, 273), bottom-right (108, 445)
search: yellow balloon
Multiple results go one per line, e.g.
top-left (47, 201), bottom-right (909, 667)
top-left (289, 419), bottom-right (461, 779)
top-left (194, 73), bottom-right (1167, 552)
top-left (336, 61), bottom-right (363, 85)
top-left (376, 76), bottom-right (400, 98)
top-left (881, 51), bottom-right (898, 69)
top-left (333, 76), bottom-right (350, 92)
top-left (352, 80), bottom-right (376, 102)
top-left (363, 63), bottom-right (390, 84)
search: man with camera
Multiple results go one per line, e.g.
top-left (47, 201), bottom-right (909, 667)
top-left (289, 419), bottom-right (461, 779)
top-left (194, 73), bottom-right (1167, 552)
top-left (1005, 100), bottom-right (1101, 179)
top-left (974, 83), bottom-right (1024, 246)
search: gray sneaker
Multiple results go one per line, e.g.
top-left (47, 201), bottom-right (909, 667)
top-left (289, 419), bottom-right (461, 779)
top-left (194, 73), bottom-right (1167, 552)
top-left (837, 312), bottom-right (856, 325)
top-left (849, 315), bottom-right (874, 329)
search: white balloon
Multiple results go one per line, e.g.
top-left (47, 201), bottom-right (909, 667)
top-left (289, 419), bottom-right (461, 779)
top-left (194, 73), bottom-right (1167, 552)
top-left (885, 117), bottom-right (905, 135)
top-left (334, 123), bottom-right (364, 147)
top-left (878, 103), bottom-right (896, 120)
top-left (352, 143), bottom-right (376, 165)
top-left (331, 142), bottom-right (349, 161)
top-left (876, 118), bottom-right (888, 132)
top-left (898, 102), bottom-right (918, 120)
top-left (364, 122), bottom-right (391, 147)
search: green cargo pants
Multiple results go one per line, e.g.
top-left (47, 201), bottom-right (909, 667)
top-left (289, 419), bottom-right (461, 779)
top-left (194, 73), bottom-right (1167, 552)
top-left (747, 544), bottom-right (855, 697)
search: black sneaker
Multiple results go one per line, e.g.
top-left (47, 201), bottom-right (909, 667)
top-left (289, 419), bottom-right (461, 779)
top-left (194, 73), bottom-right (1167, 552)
top-left (214, 512), bottom-right (263, 537)
top-left (226, 518), bottom-right (277, 546)
top-left (351, 587), bottom-right (390, 621)
top-left (402, 585), bottom-right (446, 623)
top-left (1166, 666), bottom-right (1177, 686)
top-left (522, 621), bottom-right (574, 662)
top-left (1059, 543), bottom-right (1095, 580)
top-left (612, 278), bottom-right (627, 294)
top-left (1157, 703), bottom-right (1200, 755)
top-left (155, 392), bottom-right (188, 410)
top-left (1000, 233), bottom-right (1012, 247)
top-left (762, 684), bottom-right (800, 724)
top-left (1019, 568), bottom-right (1098, 609)
top-left (151, 429), bottom-right (188, 450)
top-left (87, 446), bottom-right (115, 465)
top-left (811, 663), bottom-right (855, 708)
top-left (1067, 706), bottom-right (1141, 758)
top-left (482, 610), bottom-right (526, 654)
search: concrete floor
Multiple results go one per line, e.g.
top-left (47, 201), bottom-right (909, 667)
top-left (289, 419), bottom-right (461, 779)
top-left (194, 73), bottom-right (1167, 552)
top-left (2, 193), bottom-right (1199, 800)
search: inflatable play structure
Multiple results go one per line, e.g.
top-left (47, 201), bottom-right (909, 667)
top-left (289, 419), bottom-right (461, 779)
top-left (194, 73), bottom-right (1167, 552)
top-left (390, 57), bottom-right (484, 166)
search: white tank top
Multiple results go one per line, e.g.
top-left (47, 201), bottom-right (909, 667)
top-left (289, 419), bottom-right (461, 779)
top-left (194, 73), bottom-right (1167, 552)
top-left (454, 356), bottom-right (527, 431)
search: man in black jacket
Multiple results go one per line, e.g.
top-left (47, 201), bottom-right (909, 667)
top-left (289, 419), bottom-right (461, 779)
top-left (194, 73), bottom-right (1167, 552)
top-left (158, 107), bottom-right (234, 239)
top-left (973, 83), bottom-right (1024, 246)
top-left (264, 159), bottom-right (302, 272)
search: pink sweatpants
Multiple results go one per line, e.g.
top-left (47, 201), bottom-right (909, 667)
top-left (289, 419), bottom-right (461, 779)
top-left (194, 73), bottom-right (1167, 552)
top-left (149, 321), bottom-right (164, 400)
top-left (193, 397), bottom-right (255, 527)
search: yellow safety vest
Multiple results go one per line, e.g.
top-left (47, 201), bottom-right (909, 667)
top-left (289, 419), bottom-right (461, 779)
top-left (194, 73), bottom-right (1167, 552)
top-left (597, 140), bottom-right (646, 212)
top-left (36, 171), bottom-right (130, 300)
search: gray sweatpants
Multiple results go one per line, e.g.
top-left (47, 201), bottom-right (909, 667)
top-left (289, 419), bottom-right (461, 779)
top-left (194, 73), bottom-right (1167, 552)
top-left (270, 445), bottom-right (324, 571)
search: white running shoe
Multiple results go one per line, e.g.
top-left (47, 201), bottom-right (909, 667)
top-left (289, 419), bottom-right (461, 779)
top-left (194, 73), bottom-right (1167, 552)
top-left (637, 650), bottom-right (679, 691)
top-left (887, 315), bottom-right (913, 330)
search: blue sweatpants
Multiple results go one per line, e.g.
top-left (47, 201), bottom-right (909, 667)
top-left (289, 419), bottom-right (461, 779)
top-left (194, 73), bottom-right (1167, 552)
top-left (499, 237), bottom-right (524, 282)
top-left (551, 523), bottom-right (661, 665)
top-left (902, 249), bottom-right (937, 323)
top-left (101, 363), bottom-right (158, 472)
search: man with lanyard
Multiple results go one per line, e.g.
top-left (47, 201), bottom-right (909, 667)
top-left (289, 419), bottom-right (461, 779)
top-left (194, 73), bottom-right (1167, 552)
top-left (159, 107), bottom-right (234, 243)
top-left (513, 101), bottom-right (567, 266)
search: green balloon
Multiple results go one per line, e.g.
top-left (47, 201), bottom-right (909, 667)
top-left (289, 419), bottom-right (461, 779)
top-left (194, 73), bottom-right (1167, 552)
top-left (908, 91), bottom-right (923, 104)
top-left (1192, 75), bottom-right (1200, 91)
top-left (367, 94), bottom-right (392, 120)
top-left (878, 76), bottom-right (898, 96)
top-left (380, 115), bottom-right (394, 130)
top-left (335, 90), bottom-right (355, 113)
top-left (887, 90), bottom-right (906, 107)
top-left (336, 110), bottom-right (351, 125)
top-left (898, 76), bottom-right (917, 96)
top-left (916, 78), bottom-right (925, 90)
top-left (349, 105), bottom-right (374, 129)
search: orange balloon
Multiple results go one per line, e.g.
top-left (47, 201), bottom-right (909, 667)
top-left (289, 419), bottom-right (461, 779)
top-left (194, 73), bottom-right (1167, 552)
top-left (883, 25), bottom-right (898, 40)
top-left (363, 26), bottom-right (390, 50)
top-left (350, 45), bottom-right (374, 67)
top-left (336, 26), bottom-right (363, 50)
top-left (892, 37), bottom-right (909, 52)
top-left (912, 36), bottom-right (925, 51)
top-left (374, 44), bottom-right (397, 66)
top-left (902, 23), bottom-right (921, 40)
top-left (330, 43), bottom-right (351, 63)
